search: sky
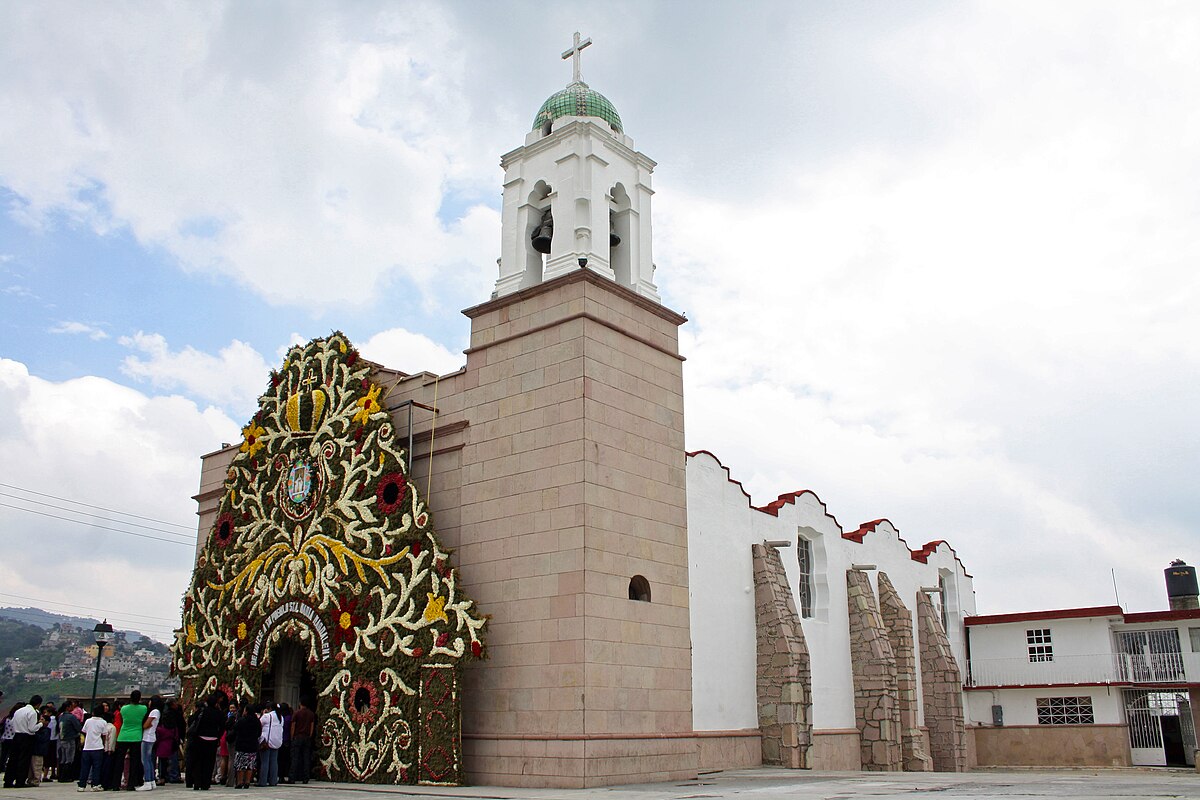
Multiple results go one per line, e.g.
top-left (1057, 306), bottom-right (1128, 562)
top-left (1, 1), bottom-right (1199, 643)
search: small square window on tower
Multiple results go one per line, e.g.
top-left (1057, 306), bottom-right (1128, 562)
top-left (1027, 628), bottom-right (1053, 662)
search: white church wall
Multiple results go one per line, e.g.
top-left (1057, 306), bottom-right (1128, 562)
top-left (686, 451), bottom-right (764, 731)
top-left (686, 450), bottom-right (976, 735)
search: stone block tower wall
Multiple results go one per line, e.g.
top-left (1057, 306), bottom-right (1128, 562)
top-left (751, 543), bottom-right (812, 768)
top-left (876, 572), bottom-right (932, 772)
top-left (846, 568), bottom-right (903, 771)
top-left (917, 590), bottom-right (968, 771)
top-left (454, 269), bottom-right (694, 787)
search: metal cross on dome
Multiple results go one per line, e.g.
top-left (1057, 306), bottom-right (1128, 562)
top-left (562, 31), bottom-right (592, 84)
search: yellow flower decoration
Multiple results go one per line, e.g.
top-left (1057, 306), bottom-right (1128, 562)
top-left (186, 624), bottom-right (198, 644)
top-left (353, 384), bottom-right (382, 425)
top-left (339, 611), bottom-right (353, 630)
top-left (240, 421), bottom-right (266, 457)
top-left (423, 593), bottom-right (449, 624)
top-left (236, 622), bottom-right (247, 641)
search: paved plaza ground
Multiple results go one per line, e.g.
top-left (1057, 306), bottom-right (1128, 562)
top-left (2, 769), bottom-right (1199, 800)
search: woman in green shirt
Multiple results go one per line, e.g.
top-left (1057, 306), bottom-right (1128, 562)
top-left (115, 690), bottom-right (148, 789)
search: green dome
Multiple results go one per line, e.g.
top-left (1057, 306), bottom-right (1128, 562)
top-left (532, 82), bottom-right (623, 134)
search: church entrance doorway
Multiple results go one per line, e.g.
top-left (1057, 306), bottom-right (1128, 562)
top-left (260, 641), bottom-right (315, 709)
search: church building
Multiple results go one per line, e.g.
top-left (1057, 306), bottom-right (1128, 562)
top-left (180, 35), bottom-right (976, 788)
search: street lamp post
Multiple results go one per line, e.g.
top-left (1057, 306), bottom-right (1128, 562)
top-left (89, 620), bottom-right (114, 714)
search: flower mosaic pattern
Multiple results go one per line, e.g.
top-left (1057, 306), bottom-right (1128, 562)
top-left (171, 333), bottom-right (486, 784)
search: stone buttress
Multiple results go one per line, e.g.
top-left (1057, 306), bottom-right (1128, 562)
top-left (845, 568), bottom-right (902, 771)
top-left (752, 543), bottom-right (812, 768)
top-left (917, 590), bottom-right (967, 772)
top-left (876, 572), bottom-right (932, 772)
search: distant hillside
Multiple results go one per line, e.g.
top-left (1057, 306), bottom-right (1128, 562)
top-left (0, 607), bottom-right (149, 640)
top-left (0, 619), bottom-right (45, 662)
top-left (0, 608), bottom-right (176, 706)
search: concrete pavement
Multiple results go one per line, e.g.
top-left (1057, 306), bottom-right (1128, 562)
top-left (3, 769), bottom-right (1198, 800)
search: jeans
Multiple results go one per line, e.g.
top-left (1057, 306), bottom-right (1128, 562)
top-left (58, 738), bottom-right (78, 781)
top-left (78, 749), bottom-right (104, 788)
top-left (257, 747), bottom-right (278, 786)
top-left (141, 740), bottom-right (156, 785)
top-left (168, 748), bottom-right (181, 782)
top-left (290, 736), bottom-right (312, 783)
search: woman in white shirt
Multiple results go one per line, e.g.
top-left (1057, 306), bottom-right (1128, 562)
top-left (136, 696), bottom-right (163, 792)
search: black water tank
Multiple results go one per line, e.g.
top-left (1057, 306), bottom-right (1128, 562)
top-left (1165, 560), bottom-right (1199, 606)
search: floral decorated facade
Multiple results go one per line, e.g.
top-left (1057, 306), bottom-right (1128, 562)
top-left (172, 333), bottom-right (487, 785)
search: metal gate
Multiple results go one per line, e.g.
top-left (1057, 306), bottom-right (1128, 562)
top-left (1124, 690), bottom-right (1196, 766)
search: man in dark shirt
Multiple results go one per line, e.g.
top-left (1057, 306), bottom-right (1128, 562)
top-left (288, 700), bottom-right (316, 784)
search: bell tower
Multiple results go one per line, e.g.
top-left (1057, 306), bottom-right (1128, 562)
top-left (494, 32), bottom-right (661, 303)
top-left (457, 32), bottom-right (693, 787)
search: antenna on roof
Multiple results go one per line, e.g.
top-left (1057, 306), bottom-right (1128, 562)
top-left (1111, 568), bottom-right (1122, 611)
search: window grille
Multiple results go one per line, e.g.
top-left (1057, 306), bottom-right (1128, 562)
top-left (1036, 696), bottom-right (1094, 725)
top-left (1027, 628), bottom-right (1053, 662)
top-left (938, 574), bottom-right (949, 633)
top-left (796, 536), bottom-right (813, 618)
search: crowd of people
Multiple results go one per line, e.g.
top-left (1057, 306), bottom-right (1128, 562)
top-left (0, 689), bottom-right (317, 791)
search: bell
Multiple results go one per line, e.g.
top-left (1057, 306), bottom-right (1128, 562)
top-left (609, 214), bottom-right (621, 248)
top-left (530, 209), bottom-right (553, 254)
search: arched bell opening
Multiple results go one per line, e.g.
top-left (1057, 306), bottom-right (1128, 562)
top-left (609, 183), bottom-right (632, 288)
top-left (522, 180), bottom-right (553, 288)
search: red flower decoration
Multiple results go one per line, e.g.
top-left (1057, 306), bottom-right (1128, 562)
top-left (471, 641), bottom-right (482, 657)
top-left (376, 472), bottom-right (407, 514)
top-left (213, 513), bottom-right (235, 547)
top-left (411, 540), bottom-right (421, 557)
top-left (436, 632), bottom-right (450, 648)
top-left (348, 679), bottom-right (380, 724)
top-left (347, 351), bottom-right (358, 366)
top-left (411, 647), bottom-right (424, 658)
top-left (332, 596), bottom-right (361, 647)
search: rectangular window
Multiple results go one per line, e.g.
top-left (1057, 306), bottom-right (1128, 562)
top-left (1188, 627), bottom-right (1200, 653)
top-left (796, 536), bottom-right (813, 619)
top-left (1036, 696), bottom-right (1094, 725)
top-left (1027, 628), bottom-right (1053, 662)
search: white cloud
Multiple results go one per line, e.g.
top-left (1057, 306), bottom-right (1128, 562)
top-left (49, 320), bottom-right (108, 340)
top-left (656, 2), bottom-right (1200, 615)
top-left (119, 332), bottom-right (270, 417)
top-left (0, 358), bottom-right (239, 641)
top-left (358, 327), bottom-right (464, 376)
top-left (0, 4), bottom-right (501, 309)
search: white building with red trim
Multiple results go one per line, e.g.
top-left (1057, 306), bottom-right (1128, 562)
top-left (964, 575), bottom-right (1200, 767)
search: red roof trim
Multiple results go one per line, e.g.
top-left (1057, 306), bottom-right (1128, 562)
top-left (684, 450), bottom-right (972, 578)
top-left (911, 540), bottom-right (947, 564)
top-left (1122, 609), bottom-right (1200, 623)
top-left (757, 490), bottom-right (823, 518)
top-left (844, 518), bottom-right (888, 543)
top-left (965, 606), bottom-right (1124, 626)
top-left (967, 681), bottom-right (1200, 691)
